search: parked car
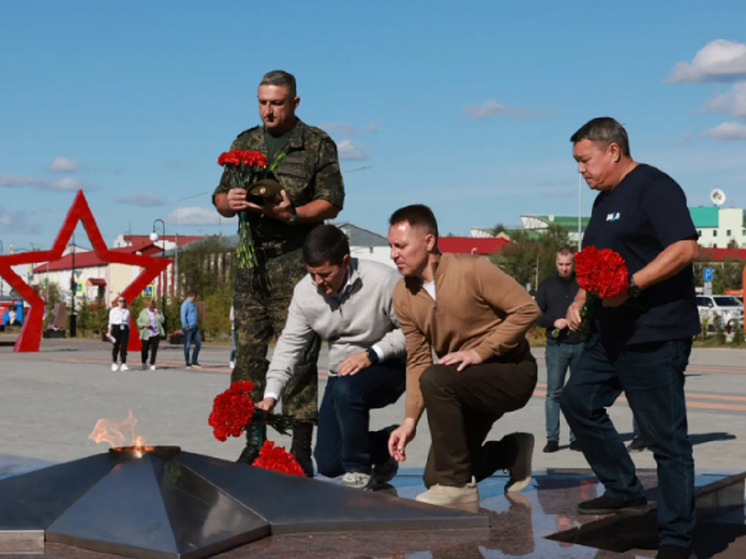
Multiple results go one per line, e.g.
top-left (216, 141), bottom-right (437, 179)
top-left (696, 295), bottom-right (744, 331)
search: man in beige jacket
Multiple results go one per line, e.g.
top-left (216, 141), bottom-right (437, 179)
top-left (387, 204), bottom-right (539, 507)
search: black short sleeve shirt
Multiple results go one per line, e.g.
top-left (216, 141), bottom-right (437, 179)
top-left (582, 164), bottom-right (700, 345)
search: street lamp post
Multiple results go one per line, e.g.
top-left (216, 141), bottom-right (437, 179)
top-left (69, 235), bottom-right (77, 337)
top-left (150, 219), bottom-right (167, 316)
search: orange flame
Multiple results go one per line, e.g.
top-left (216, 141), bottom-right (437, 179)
top-left (88, 410), bottom-right (146, 449)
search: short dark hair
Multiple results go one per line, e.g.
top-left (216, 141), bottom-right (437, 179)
top-left (302, 224), bottom-right (350, 266)
top-left (389, 204), bottom-right (439, 242)
top-left (186, 288), bottom-right (197, 297)
top-left (570, 117), bottom-right (631, 157)
top-left (557, 247), bottom-right (574, 258)
top-left (259, 70), bottom-right (297, 98)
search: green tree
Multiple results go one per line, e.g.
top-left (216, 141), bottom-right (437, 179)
top-left (491, 231), bottom-right (539, 293)
top-left (176, 236), bottom-right (233, 299)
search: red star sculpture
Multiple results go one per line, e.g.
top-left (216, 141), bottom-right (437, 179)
top-left (0, 190), bottom-right (170, 352)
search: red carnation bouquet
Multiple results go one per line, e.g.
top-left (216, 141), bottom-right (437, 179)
top-left (208, 380), bottom-right (303, 476)
top-left (218, 150), bottom-right (268, 270)
top-left (574, 246), bottom-right (630, 298)
top-left (552, 246), bottom-right (630, 339)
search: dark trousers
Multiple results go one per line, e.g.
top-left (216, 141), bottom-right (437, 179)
top-left (560, 334), bottom-right (695, 549)
top-left (141, 336), bottom-right (160, 366)
top-left (183, 328), bottom-right (201, 365)
top-left (111, 325), bottom-right (129, 364)
top-left (314, 360), bottom-right (406, 477)
top-left (232, 250), bottom-right (320, 421)
top-left (421, 347), bottom-right (537, 488)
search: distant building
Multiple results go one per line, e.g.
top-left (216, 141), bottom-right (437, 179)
top-left (689, 207), bottom-right (746, 248)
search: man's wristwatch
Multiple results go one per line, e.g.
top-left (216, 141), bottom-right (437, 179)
top-left (366, 348), bottom-right (379, 364)
top-left (628, 274), bottom-right (642, 298)
top-left (287, 204), bottom-right (298, 225)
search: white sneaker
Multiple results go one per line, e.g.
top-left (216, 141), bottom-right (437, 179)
top-left (229, 361), bottom-right (235, 370)
top-left (150, 365), bottom-right (156, 371)
top-left (339, 472), bottom-right (373, 490)
top-left (504, 432), bottom-right (534, 493)
top-left (120, 364), bottom-right (129, 372)
top-left (416, 477), bottom-right (479, 506)
top-left (111, 363), bottom-right (119, 372)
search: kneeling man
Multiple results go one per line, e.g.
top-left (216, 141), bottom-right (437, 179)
top-left (257, 224), bottom-right (406, 489)
top-left (387, 204), bottom-right (540, 507)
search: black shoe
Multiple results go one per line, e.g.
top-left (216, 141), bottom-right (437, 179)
top-left (569, 440), bottom-right (582, 452)
top-left (627, 436), bottom-right (648, 452)
top-left (577, 494), bottom-right (648, 515)
top-left (657, 544), bottom-right (697, 559)
top-left (542, 440), bottom-right (559, 453)
top-left (236, 423), bottom-right (267, 465)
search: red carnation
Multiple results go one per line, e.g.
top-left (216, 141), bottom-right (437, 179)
top-left (574, 246), bottom-right (630, 298)
top-left (253, 440), bottom-right (305, 477)
top-left (208, 381), bottom-right (255, 442)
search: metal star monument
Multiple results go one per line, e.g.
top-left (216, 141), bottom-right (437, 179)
top-left (0, 190), bottom-right (170, 352)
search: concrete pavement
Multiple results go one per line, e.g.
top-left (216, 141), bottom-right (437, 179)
top-left (2, 336), bottom-right (745, 476)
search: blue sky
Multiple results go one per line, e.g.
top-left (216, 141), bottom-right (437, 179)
top-left (3, 0), bottom-right (746, 252)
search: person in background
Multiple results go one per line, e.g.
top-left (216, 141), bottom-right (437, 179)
top-left (107, 296), bottom-right (130, 372)
top-left (137, 299), bottom-right (165, 371)
top-left (535, 247), bottom-right (584, 453)
top-left (180, 289), bottom-right (202, 369)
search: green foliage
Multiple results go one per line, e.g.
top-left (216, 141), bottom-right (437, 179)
top-left (176, 236), bottom-right (233, 299)
top-left (490, 224), bottom-right (571, 294)
top-left (202, 283), bottom-right (232, 338)
top-left (692, 258), bottom-right (746, 293)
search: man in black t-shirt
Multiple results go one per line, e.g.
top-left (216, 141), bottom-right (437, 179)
top-left (560, 117), bottom-right (699, 559)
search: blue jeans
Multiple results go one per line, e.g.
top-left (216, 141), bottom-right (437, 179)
top-left (314, 360), bottom-right (405, 477)
top-left (544, 338), bottom-right (583, 442)
top-left (183, 327), bottom-right (201, 365)
top-left (560, 334), bottom-right (695, 549)
top-left (230, 328), bottom-right (236, 362)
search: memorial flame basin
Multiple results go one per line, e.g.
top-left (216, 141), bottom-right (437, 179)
top-left (0, 445), bottom-right (487, 559)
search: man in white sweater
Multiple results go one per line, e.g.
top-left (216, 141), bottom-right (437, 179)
top-left (256, 224), bottom-right (406, 489)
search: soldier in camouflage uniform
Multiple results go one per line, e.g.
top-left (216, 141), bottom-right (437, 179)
top-left (212, 70), bottom-right (345, 476)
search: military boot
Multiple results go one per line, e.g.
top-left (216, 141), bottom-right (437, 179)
top-left (236, 422), bottom-right (266, 465)
top-left (290, 421), bottom-right (314, 477)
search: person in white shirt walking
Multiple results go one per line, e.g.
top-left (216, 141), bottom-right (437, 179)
top-left (107, 296), bottom-right (131, 372)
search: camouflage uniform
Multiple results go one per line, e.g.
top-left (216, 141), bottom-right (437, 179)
top-left (212, 119), bottom-right (345, 422)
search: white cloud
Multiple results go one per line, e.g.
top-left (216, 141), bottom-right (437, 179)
top-left (47, 177), bottom-right (84, 191)
top-left (0, 174), bottom-right (44, 188)
top-left (668, 39), bottom-right (746, 83)
top-left (700, 82), bottom-right (746, 118)
top-left (322, 121), bottom-right (379, 136)
top-left (48, 156), bottom-right (81, 173)
top-left (701, 121), bottom-right (746, 141)
top-left (337, 139), bottom-right (368, 160)
top-left (461, 100), bottom-right (509, 119)
top-left (0, 206), bottom-right (39, 234)
top-left (166, 206), bottom-right (226, 226)
top-left (116, 191), bottom-right (166, 207)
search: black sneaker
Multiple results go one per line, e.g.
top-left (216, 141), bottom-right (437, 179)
top-left (627, 436), bottom-right (648, 452)
top-left (657, 544), bottom-right (697, 559)
top-left (569, 440), bottom-right (582, 452)
top-left (372, 456), bottom-right (399, 485)
top-left (577, 494), bottom-right (648, 515)
top-left (542, 440), bottom-right (559, 453)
